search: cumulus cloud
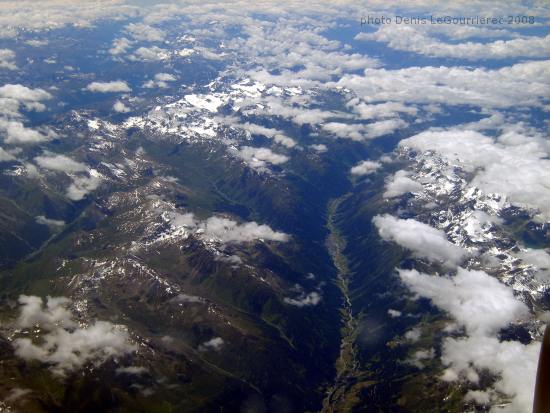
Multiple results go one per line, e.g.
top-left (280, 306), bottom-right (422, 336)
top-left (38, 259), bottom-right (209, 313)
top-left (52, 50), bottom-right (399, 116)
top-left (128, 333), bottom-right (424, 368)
top-left (284, 291), bottom-right (321, 307)
top-left (34, 152), bottom-right (101, 200)
top-left (85, 80), bottom-right (131, 93)
top-left (322, 119), bottom-right (406, 141)
top-left (166, 212), bottom-right (289, 244)
top-left (109, 37), bottom-right (132, 55)
top-left (155, 73), bottom-right (176, 82)
top-left (170, 293), bottom-right (203, 304)
top-left (0, 1), bottom-right (139, 34)
top-left (400, 128), bottom-right (550, 221)
top-left (234, 146), bottom-right (289, 170)
top-left (0, 146), bottom-right (16, 161)
top-left (200, 216), bottom-right (289, 243)
top-left (13, 295), bottom-right (135, 376)
top-left (383, 170), bottom-right (423, 198)
top-left (408, 348), bottom-right (435, 369)
top-left (35, 215), bottom-right (65, 227)
top-left (515, 248), bottom-right (550, 281)
top-left (129, 46), bottom-right (169, 61)
top-left (397, 266), bottom-right (537, 412)
top-left (347, 99), bottom-right (418, 120)
top-left (310, 144), bottom-right (327, 153)
top-left (66, 174), bottom-right (102, 201)
top-left (350, 160), bottom-right (381, 176)
top-left (0, 120), bottom-right (55, 144)
top-left (222, 120), bottom-right (297, 148)
top-left (124, 23), bottom-right (165, 42)
top-left (113, 100), bottom-right (130, 113)
top-left (273, 134), bottom-right (297, 148)
top-left (25, 39), bottom-right (49, 47)
top-left (0, 84), bottom-right (52, 105)
top-left (0, 49), bottom-right (16, 70)
top-left (198, 337), bottom-right (224, 352)
top-left (116, 366), bottom-right (148, 375)
top-left (143, 73), bottom-right (177, 89)
top-left (334, 61), bottom-right (550, 110)
top-left (0, 85), bottom-right (53, 144)
top-left (358, 26), bottom-right (550, 60)
top-left (444, 336), bottom-right (540, 413)
top-left (404, 327), bottom-right (421, 342)
top-left (397, 268), bottom-right (528, 336)
top-left (34, 153), bottom-right (88, 173)
top-left (373, 214), bottom-right (468, 267)
top-left (387, 309), bottom-right (401, 318)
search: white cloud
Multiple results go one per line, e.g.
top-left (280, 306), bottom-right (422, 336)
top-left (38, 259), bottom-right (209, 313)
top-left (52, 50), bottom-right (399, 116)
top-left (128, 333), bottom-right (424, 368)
top-left (85, 80), bottom-right (131, 93)
top-left (358, 26), bottom-right (550, 60)
top-left (0, 84), bottom-right (52, 104)
top-left (350, 160), bottom-right (381, 176)
top-left (166, 211), bottom-right (289, 244)
top-left (0, 146), bottom-right (16, 161)
top-left (0, 119), bottom-right (54, 144)
top-left (109, 37), bottom-right (132, 55)
top-left (34, 153), bottom-right (87, 173)
top-left (0, 84), bottom-right (55, 145)
top-left (223, 120), bottom-right (297, 148)
top-left (0, 1), bottom-right (139, 34)
top-left (515, 248), bottom-right (550, 281)
top-left (400, 128), bottom-right (550, 221)
top-left (388, 309), bottom-right (401, 318)
top-left (309, 144), bottom-right (327, 153)
top-left (364, 119), bottom-right (407, 139)
top-left (0, 49), bottom-right (16, 70)
top-left (154, 73), bottom-right (176, 82)
top-left (397, 265), bottom-right (537, 412)
top-left (442, 335), bottom-right (540, 413)
top-left (130, 46), bottom-right (169, 61)
top-left (284, 291), bottom-right (321, 307)
top-left (198, 337), bottom-right (224, 352)
top-left (234, 146), bottom-right (289, 170)
top-left (383, 170), bottom-right (423, 198)
top-left (13, 295), bottom-right (135, 377)
top-left (34, 152), bottom-right (101, 200)
top-left (373, 214), bottom-right (468, 267)
top-left (200, 216), bottom-right (289, 243)
top-left (397, 267), bottom-right (528, 336)
top-left (170, 293), bottom-right (203, 304)
top-left (405, 327), bottom-right (421, 342)
top-left (348, 99), bottom-right (418, 120)
top-left (116, 366), bottom-right (148, 375)
top-left (143, 73), bottom-right (177, 89)
top-left (124, 23), bottom-right (165, 42)
top-left (66, 174), bottom-right (102, 201)
top-left (25, 39), bottom-right (49, 47)
top-left (273, 134), bottom-right (296, 148)
top-left (113, 100), bottom-right (130, 113)
top-left (408, 348), bottom-right (435, 369)
top-left (16, 295), bottom-right (75, 330)
top-left (334, 61), bottom-right (550, 110)
top-left (322, 119), bottom-right (406, 141)
top-left (35, 215), bottom-right (65, 227)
